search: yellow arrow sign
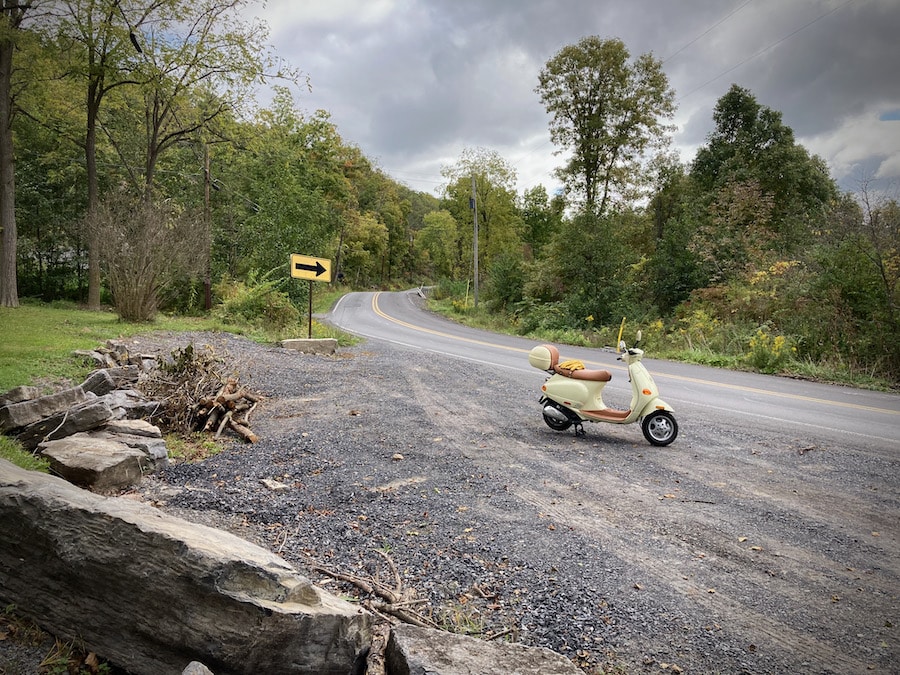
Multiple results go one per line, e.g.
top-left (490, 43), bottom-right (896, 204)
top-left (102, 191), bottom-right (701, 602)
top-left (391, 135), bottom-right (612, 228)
top-left (290, 254), bottom-right (332, 282)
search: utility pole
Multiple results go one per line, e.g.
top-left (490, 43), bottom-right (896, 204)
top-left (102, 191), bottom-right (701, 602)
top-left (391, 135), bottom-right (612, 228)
top-left (203, 145), bottom-right (212, 310)
top-left (471, 175), bottom-right (479, 308)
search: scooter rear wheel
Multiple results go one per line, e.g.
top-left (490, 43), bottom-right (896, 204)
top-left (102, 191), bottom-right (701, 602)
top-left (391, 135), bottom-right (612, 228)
top-left (542, 409), bottom-right (573, 431)
top-left (642, 411), bottom-right (678, 446)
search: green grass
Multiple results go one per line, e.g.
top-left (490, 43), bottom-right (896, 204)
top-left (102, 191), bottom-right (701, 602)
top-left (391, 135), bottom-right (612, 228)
top-left (0, 435), bottom-right (50, 472)
top-left (0, 301), bottom-right (231, 392)
top-left (0, 298), bottom-right (357, 393)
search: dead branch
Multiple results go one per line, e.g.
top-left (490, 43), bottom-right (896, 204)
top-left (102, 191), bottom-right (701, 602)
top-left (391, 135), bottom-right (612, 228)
top-left (364, 623), bottom-right (391, 675)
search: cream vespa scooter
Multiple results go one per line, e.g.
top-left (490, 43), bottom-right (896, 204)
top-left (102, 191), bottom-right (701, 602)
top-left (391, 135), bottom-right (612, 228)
top-left (528, 327), bottom-right (678, 446)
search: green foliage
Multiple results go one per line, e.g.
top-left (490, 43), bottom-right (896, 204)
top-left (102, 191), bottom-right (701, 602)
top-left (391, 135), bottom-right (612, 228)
top-left (484, 251), bottom-right (525, 312)
top-left (0, 436), bottom-right (50, 472)
top-left (417, 210), bottom-right (460, 279)
top-left (539, 211), bottom-right (627, 325)
top-left (519, 185), bottom-right (562, 254)
top-left (213, 271), bottom-right (301, 335)
top-left (690, 85), bottom-right (837, 266)
top-left (513, 298), bottom-right (569, 335)
top-left (440, 148), bottom-right (524, 286)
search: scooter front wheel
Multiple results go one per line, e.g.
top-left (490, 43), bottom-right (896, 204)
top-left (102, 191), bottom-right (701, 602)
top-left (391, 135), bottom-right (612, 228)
top-left (642, 411), bottom-right (678, 446)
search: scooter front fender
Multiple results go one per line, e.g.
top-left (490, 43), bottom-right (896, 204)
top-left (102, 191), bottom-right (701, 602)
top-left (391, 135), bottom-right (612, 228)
top-left (636, 397), bottom-right (674, 418)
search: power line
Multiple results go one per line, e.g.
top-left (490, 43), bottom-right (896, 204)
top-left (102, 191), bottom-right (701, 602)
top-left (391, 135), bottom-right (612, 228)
top-left (663, 0), bottom-right (754, 64)
top-left (679, 0), bottom-right (856, 101)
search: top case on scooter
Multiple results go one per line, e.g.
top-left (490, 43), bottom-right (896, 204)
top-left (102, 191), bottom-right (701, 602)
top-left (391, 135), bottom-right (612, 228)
top-left (529, 344), bottom-right (559, 370)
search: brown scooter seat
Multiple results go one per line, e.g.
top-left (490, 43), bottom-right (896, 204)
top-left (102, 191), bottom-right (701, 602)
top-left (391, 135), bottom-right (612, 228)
top-left (544, 344), bottom-right (613, 382)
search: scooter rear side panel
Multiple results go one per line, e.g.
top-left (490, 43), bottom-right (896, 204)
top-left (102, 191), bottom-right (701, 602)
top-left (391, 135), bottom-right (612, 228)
top-left (542, 376), bottom-right (599, 411)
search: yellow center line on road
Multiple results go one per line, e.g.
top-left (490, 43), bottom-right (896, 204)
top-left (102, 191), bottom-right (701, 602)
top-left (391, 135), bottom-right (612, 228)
top-left (371, 293), bottom-right (899, 417)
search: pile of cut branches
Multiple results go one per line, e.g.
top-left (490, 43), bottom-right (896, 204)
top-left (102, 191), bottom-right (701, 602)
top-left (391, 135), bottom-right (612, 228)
top-left (138, 344), bottom-right (261, 442)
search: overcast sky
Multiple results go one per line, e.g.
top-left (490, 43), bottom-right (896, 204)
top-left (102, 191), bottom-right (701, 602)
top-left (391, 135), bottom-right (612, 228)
top-left (246, 0), bottom-right (900, 198)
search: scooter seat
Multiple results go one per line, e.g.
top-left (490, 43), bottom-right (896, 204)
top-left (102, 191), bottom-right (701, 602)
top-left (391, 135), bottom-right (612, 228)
top-left (554, 365), bottom-right (612, 382)
top-left (539, 344), bottom-right (613, 381)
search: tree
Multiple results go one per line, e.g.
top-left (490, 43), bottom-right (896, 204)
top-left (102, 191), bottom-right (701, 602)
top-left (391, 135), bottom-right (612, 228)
top-left (0, 0), bottom-right (34, 307)
top-left (440, 147), bottom-right (523, 284)
top-left (39, 0), bottom-right (290, 307)
top-left (519, 185), bottom-right (562, 256)
top-left (536, 36), bottom-right (675, 215)
top-left (43, 0), bottom-right (155, 308)
top-left (14, 47), bottom-right (88, 300)
top-left (810, 182), bottom-right (900, 378)
top-left (691, 84), bottom-right (836, 263)
top-left (416, 210), bottom-right (458, 280)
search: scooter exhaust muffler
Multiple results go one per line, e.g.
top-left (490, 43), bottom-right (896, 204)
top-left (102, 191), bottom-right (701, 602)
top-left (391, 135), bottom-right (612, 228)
top-left (543, 405), bottom-right (571, 423)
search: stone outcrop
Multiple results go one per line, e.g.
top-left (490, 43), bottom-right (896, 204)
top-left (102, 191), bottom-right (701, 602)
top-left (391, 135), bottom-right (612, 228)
top-left (0, 384), bottom-right (93, 433)
top-left (0, 459), bottom-right (371, 675)
top-left (386, 623), bottom-right (583, 675)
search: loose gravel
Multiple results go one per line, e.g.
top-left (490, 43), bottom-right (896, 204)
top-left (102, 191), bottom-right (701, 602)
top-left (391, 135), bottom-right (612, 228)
top-left (6, 326), bottom-right (898, 674)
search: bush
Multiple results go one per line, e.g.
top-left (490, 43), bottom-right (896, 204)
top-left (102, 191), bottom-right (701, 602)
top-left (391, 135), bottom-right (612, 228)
top-left (745, 326), bottom-right (794, 373)
top-left (87, 189), bottom-right (206, 322)
top-left (214, 272), bottom-right (301, 334)
top-left (484, 252), bottom-right (525, 312)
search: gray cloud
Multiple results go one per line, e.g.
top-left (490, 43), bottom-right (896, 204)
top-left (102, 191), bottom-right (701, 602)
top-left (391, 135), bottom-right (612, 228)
top-left (251, 0), bottom-right (900, 194)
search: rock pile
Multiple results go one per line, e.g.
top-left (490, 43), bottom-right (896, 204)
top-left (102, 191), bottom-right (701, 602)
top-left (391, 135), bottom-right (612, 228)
top-left (0, 345), bottom-right (166, 492)
top-left (0, 339), bottom-right (264, 493)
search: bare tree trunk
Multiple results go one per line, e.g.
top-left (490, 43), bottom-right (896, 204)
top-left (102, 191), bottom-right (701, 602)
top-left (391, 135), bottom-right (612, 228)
top-left (86, 94), bottom-right (101, 308)
top-left (0, 13), bottom-right (18, 308)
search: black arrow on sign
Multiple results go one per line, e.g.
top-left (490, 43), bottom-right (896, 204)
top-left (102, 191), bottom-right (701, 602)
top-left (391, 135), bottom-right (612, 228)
top-left (295, 260), bottom-right (327, 277)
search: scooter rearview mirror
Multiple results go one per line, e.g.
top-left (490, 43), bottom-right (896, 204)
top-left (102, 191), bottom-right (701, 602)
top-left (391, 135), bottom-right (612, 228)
top-left (618, 340), bottom-right (626, 351)
top-left (636, 330), bottom-right (642, 344)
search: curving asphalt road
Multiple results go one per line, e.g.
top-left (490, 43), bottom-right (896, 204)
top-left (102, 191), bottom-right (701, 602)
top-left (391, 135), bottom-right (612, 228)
top-left (328, 289), bottom-right (899, 453)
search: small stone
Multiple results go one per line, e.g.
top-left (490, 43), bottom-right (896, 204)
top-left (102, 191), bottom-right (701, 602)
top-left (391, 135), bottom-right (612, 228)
top-left (261, 478), bottom-right (290, 492)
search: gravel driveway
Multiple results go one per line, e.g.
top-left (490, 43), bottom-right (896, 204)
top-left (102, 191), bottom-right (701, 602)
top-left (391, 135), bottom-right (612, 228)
top-left (114, 329), bottom-right (899, 674)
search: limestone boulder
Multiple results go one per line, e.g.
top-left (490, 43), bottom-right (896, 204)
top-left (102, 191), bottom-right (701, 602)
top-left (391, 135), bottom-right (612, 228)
top-left (386, 623), bottom-right (583, 675)
top-left (37, 433), bottom-right (154, 491)
top-left (15, 399), bottom-right (113, 450)
top-left (0, 385), bottom-right (92, 433)
top-left (0, 384), bottom-right (40, 406)
top-left (0, 459), bottom-right (371, 675)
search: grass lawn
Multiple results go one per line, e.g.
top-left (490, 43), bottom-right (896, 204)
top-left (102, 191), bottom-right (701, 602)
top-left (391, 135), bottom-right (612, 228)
top-left (0, 303), bottom-right (227, 393)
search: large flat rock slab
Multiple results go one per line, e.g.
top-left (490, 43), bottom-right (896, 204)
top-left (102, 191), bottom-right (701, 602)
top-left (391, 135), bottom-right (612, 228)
top-left (0, 459), bottom-right (371, 675)
top-left (38, 433), bottom-right (152, 492)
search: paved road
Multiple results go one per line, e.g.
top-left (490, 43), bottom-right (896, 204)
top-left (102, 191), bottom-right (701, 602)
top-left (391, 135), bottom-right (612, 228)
top-left (329, 289), bottom-right (899, 452)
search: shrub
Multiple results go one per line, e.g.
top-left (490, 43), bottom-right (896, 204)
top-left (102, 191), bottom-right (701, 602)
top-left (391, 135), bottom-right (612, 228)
top-left (87, 189), bottom-right (206, 322)
top-left (745, 326), bottom-right (794, 373)
top-left (214, 271), bottom-right (300, 333)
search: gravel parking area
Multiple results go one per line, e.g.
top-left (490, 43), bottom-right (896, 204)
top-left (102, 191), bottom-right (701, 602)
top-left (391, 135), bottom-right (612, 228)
top-left (6, 328), bottom-right (897, 674)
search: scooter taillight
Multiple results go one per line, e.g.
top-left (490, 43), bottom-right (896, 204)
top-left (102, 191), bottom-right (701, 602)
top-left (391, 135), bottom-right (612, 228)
top-left (642, 388), bottom-right (652, 395)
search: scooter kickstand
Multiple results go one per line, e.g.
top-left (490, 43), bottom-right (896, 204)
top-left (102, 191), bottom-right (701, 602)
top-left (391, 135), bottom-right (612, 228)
top-left (574, 422), bottom-right (585, 437)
